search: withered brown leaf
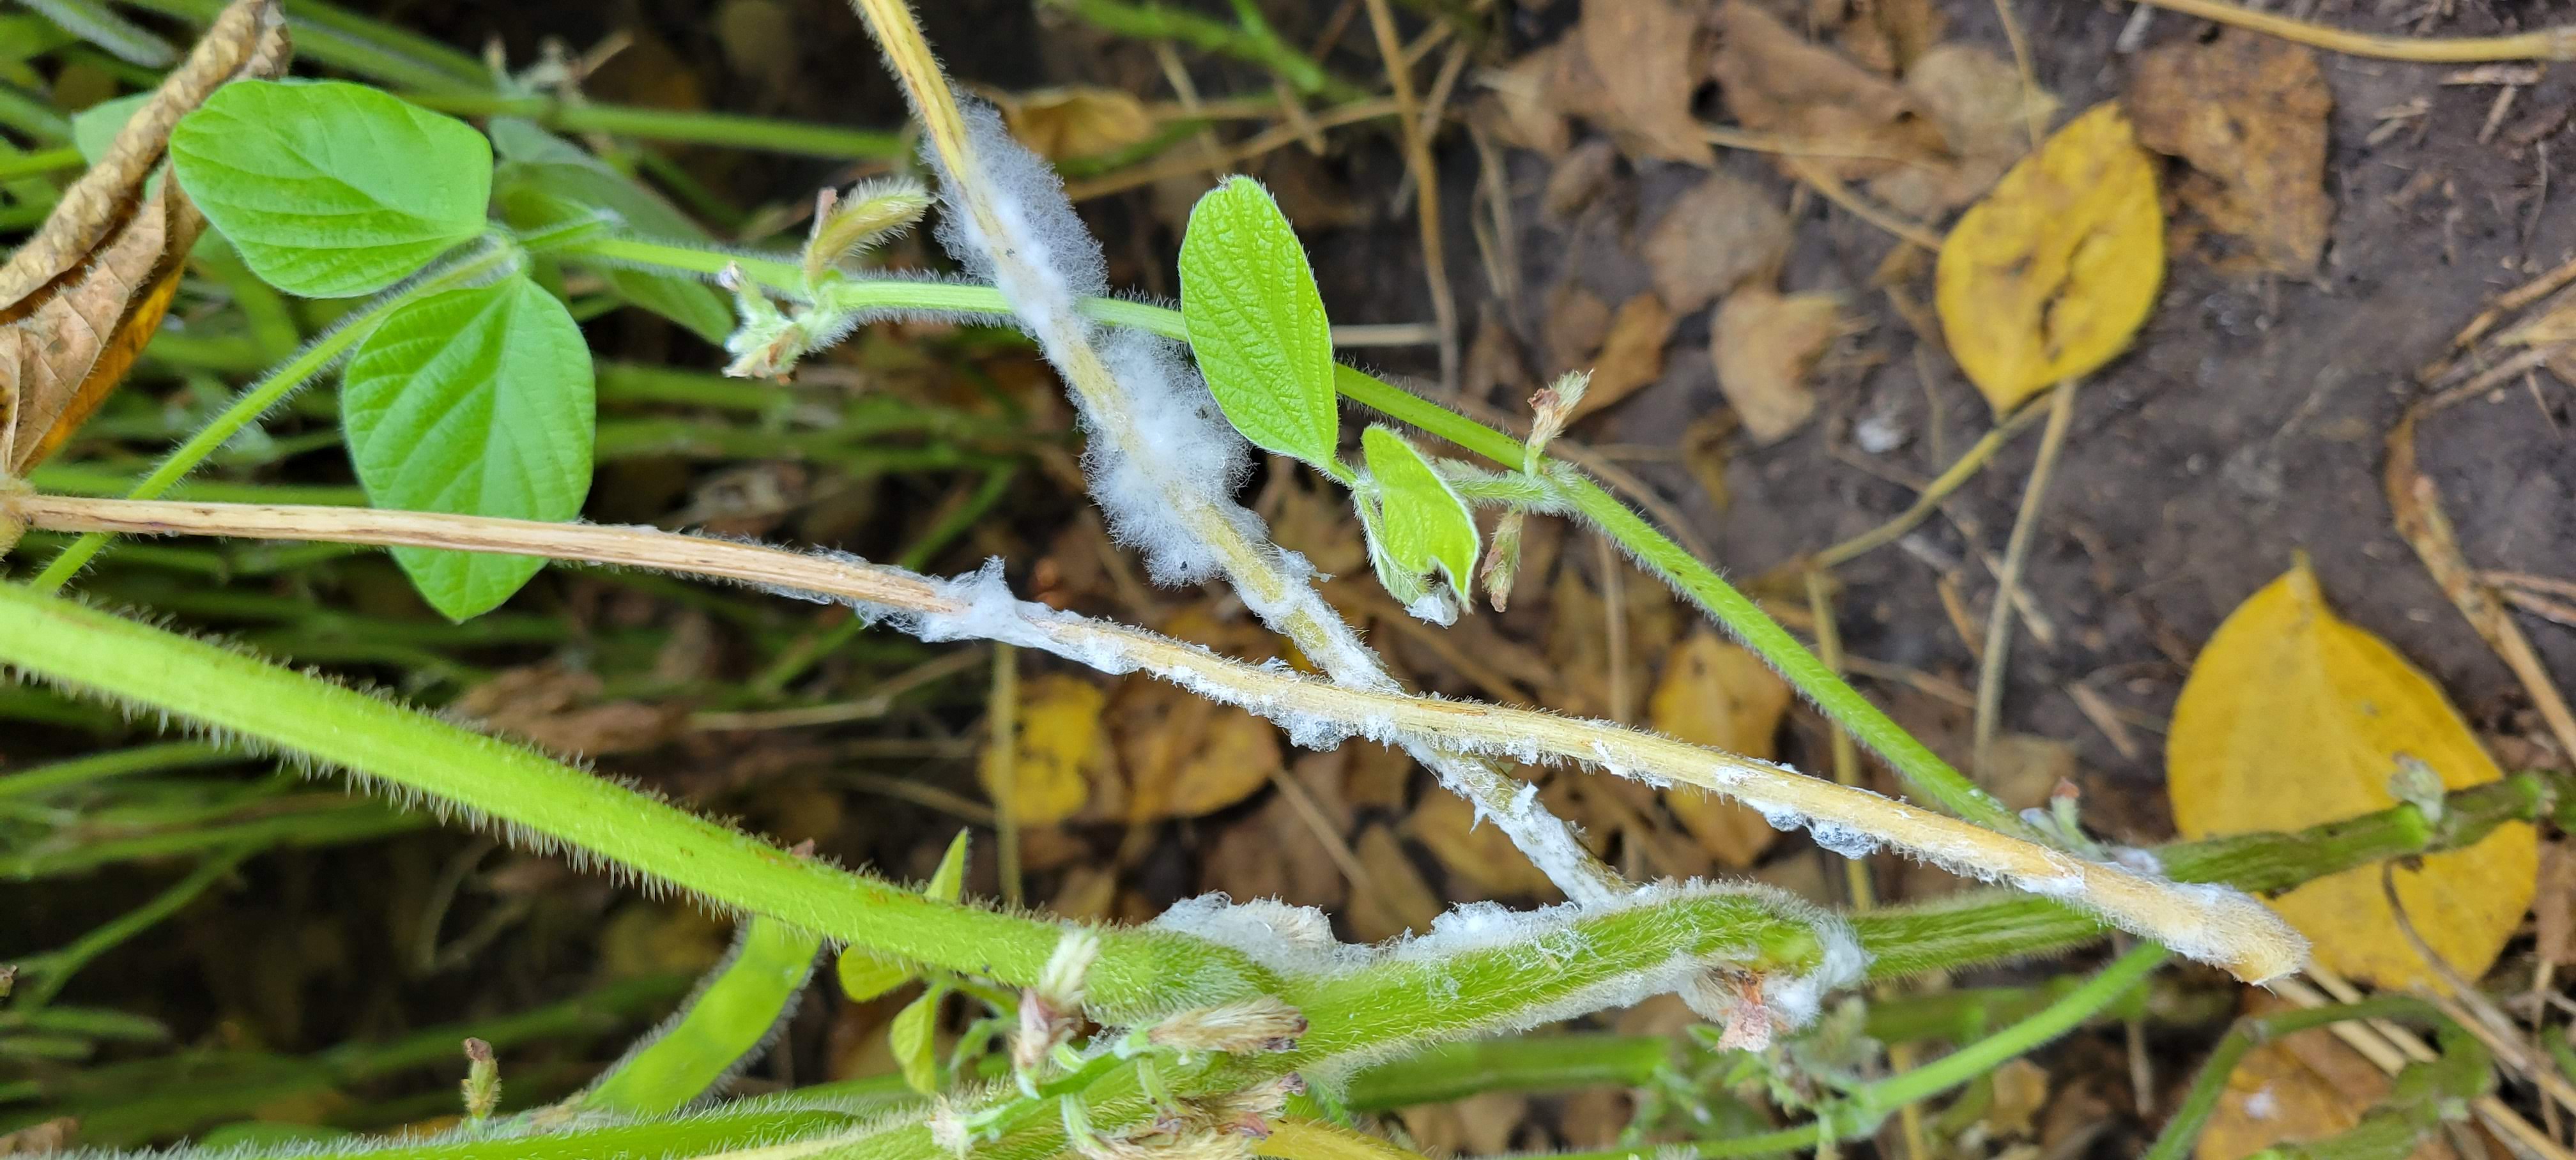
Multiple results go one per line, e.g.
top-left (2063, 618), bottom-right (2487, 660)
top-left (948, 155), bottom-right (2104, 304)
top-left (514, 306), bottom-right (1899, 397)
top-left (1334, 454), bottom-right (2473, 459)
top-left (0, 0), bottom-right (289, 475)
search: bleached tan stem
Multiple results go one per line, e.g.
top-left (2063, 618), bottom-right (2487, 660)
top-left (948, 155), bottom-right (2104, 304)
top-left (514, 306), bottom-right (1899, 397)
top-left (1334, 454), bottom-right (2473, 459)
top-left (842, 0), bottom-right (1630, 903)
top-left (5, 492), bottom-right (2307, 984)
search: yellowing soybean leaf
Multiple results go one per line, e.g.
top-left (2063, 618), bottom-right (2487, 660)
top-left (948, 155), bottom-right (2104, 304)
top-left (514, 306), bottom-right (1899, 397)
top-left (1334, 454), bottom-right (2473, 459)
top-left (1935, 102), bottom-right (2163, 413)
top-left (1000, 86), bottom-right (1155, 161)
top-left (835, 951), bottom-right (909, 1004)
top-left (981, 674), bottom-right (1110, 826)
top-left (2168, 557), bottom-right (2537, 989)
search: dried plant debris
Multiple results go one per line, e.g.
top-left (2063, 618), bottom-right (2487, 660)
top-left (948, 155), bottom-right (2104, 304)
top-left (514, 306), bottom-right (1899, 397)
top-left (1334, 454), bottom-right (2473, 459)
top-left (1644, 172), bottom-right (1793, 316)
top-left (2126, 32), bottom-right (2334, 276)
top-left (0, 0), bottom-right (288, 475)
top-left (1711, 287), bottom-right (1848, 444)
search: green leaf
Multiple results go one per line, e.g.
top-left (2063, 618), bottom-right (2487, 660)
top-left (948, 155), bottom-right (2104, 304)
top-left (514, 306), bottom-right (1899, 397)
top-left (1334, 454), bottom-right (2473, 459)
top-left (489, 118), bottom-right (733, 342)
top-left (69, 91), bottom-right (149, 164)
top-left (1178, 176), bottom-right (1338, 468)
top-left (890, 985), bottom-right (947, 1095)
top-left (836, 830), bottom-right (965, 1000)
top-left (836, 950), bottom-right (911, 1004)
top-left (171, 79), bottom-right (492, 297)
top-left (576, 917), bottom-right (824, 1117)
top-left (924, 828), bottom-right (970, 903)
top-left (341, 277), bottom-right (595, 620)
top-left (1360, 426), bottom-right (1479, 624)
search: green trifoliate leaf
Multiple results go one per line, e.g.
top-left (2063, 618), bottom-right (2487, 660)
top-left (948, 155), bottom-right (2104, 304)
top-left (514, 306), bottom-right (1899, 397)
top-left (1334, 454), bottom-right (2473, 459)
top-left (341, 276), bottom-right (594, 620)
top-left (1360, 425), bottom-right (1480, 625)
top-left (891, 985), bottom-right (947, 1095)
top-left (489, 118), bottom-right (733, 341)
top-left (171, 80), bottom-right (491, 297)
top-left (1178, 176), bottom-right (1338, 469)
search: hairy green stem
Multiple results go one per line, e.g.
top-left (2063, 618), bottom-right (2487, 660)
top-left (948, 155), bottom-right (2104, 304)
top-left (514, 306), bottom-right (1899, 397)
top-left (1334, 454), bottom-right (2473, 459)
top-left (0, 580), bottom-right (1275, 1019)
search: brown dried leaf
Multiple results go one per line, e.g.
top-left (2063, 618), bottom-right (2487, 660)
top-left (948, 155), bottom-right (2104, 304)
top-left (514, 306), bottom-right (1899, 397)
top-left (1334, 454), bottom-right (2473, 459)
top-left (2538, 839), bottom-right (2574, 966)
top-left (1646, 629), bottom-right (1793, 867)
top-left (2126, 32), bottom-right (2333, 276)
top-left (1873, 44), bottom-right (2057, 217)
top-left (1347, 825), bottom-right (1442, 943)
top-left (1405, 787), bottom-right (1563, 899)
top-left (1982, 1058), bottom-right (2051, 1140)
top-left (1570, 292), bottom-right (1673, 420)
top-left (1542, 139), bottom-right (1622, 220)
top-left (2193, 1014), bottom-right (2458, 1160)
top-left (1542, 282), bottom-right (1614, 378)
top-left (1644, 173), bottom-right (1792, 315)
top-left (1710, 0), bottom-right (1936, 184)
top-left (1572, 0), bottom-right (1712, 164)
top-left (452, 666), bottom-right (686, 756)
top-left (1, 0), bottom-right (289, 475)
top-left (1112, 607), bottom-right (1283, 820)
top-left (0, 1118), bottom-right (75, 1156)
top-left (1711, 287), bottom-right (1844, 444)
top-left (1981, 733), bottom-right (2077, 812)
top-left (1830, 0), bottom-right (1944, 76)
top-left (1203, 791), bottom-right (1344, 912)
top-left (1399, 1093), bottom-right (1529, 1157)
top-left (1000, 87), bottom-right (1156, 161)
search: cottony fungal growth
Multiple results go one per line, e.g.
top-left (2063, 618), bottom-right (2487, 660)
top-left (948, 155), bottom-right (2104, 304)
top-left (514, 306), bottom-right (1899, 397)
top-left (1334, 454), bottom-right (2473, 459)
top-left (15, 1), bottom-right (2553, 1159)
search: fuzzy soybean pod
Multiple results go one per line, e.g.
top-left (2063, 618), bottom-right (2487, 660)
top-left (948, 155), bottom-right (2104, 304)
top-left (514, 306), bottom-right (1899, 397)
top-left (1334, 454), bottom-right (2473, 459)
top-left (571, 916), bottom-right (825, 1115)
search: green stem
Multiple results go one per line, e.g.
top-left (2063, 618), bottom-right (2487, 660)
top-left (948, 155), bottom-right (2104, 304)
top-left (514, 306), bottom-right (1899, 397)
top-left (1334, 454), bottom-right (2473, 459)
top-left (29, 241), bottom-right (519, 587)
top-left (1849, 772), bottom-right (2557, 979)
top-left (1048, 0), bottom-right (1366, 100)
top-left (0, 742), bottom-right (235, 801)
top-left (0, 147), bottom-right (82, 181)
top-left (114, 0), bottom-right (487, 93)
top-left (1865, 943), bottom-right (2166, 1111)
top-left (0, 579), bottom-right (1278, 1020)
top-left (1342, 1035), bottom-right (1672, 1110)
top-left (10, 848), bottom-right (251, 1008)
top-left (2141, 996), bottom-right (2436, 1160)
top-left (406, 92), bottom-right (906, 161)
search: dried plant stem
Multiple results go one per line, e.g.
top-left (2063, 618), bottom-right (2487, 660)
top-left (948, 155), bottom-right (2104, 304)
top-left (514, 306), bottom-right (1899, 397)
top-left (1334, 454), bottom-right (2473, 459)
top-left (4, 491), bottom-right (2304, 984)
top-left (1972, 380), bottom-right (2078, 781)
top-left (1360, 0), bottom-right (1459, 391)
top-left (2116, 0), bottom-right (2576, 61)
top-left (842, 0), bottom-right (1633, 904)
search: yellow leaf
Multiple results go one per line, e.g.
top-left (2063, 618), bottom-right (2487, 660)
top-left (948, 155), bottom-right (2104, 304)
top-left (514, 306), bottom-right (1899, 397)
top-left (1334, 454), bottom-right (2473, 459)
top-left (999, 87), bottom-right (1155, 162)
top-left (1935, 102), bottom-right (2163, 413)
top-left (2168, 556), bottom-right (2537, 989)
top-left (983, 674), bottom-right (1110, 827)
top-left (1647, 629), bottom-right (1793, 868)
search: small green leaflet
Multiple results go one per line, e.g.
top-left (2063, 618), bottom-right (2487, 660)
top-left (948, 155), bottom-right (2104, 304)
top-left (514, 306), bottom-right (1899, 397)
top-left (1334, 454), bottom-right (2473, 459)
top-left (1178, 176), bottom-right (1340, 470)
top-left (341, 277), bottom-right (595, 620)
top-left (836, 828), bottom-right (969, 1001)
top-left (1360, 426), bottom-right (1479, 625)
top-left (171, 80), bottom-right (491, 297)
top-left (574, 917), bottom-right (824, 1117)
top-left (924, 828), bottom-right (970, 901)
top-left (488, 118), bottom-right (733, 342)
top-left (890, 984), bottom-right (948, 1095)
